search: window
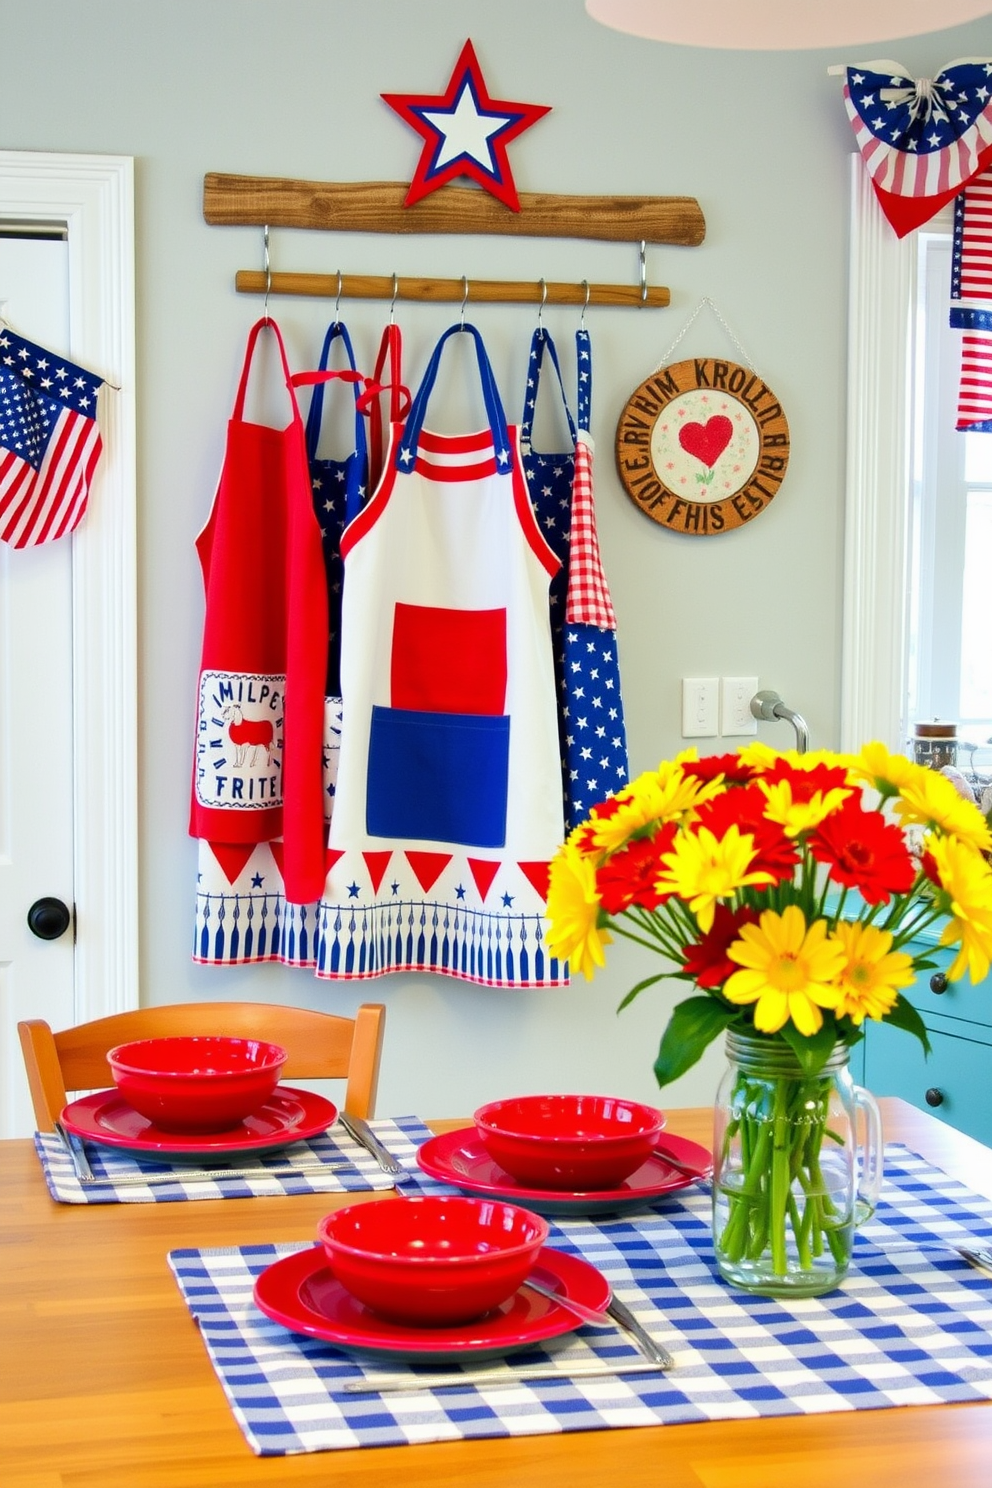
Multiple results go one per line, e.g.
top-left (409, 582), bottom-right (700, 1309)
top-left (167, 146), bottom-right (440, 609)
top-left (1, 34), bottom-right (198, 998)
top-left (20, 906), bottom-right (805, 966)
top-left (844, 158), bottom-right (992, 786)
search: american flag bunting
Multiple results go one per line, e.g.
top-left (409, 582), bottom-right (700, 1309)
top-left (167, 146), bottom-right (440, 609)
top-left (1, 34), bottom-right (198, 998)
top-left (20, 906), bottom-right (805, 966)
top-left (843, 59), bottom-right (992, 238)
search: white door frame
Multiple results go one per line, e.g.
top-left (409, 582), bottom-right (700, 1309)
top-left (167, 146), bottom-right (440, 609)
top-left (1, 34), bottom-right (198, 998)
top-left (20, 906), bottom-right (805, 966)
top-left (0, 150), bottom-right (138, 1025)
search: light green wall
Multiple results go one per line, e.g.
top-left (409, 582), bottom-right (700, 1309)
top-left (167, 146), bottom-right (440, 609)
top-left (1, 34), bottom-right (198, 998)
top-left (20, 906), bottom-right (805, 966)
top-left (4, 0), bottom-right (992, 1116)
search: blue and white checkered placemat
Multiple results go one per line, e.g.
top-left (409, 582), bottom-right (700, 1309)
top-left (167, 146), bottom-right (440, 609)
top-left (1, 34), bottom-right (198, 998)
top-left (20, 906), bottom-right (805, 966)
top-left (35, 1115), bottom-right (433, 1203)
top-left (168, 1145), bottom-right (992, 1455)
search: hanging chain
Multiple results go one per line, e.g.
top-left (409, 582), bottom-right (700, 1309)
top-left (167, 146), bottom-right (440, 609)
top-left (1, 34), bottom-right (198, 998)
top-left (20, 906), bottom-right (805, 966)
top-left (654, 296), bottom-right (756, 371)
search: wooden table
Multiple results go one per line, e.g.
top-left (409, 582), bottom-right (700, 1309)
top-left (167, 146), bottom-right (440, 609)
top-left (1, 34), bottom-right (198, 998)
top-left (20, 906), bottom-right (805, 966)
top-left (3, 1101), bottom-right (992, 1488)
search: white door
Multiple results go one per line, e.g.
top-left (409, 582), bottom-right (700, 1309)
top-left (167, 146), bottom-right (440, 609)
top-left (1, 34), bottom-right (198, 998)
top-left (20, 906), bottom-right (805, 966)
top-left (0, 231), bottom-right (77, 1135)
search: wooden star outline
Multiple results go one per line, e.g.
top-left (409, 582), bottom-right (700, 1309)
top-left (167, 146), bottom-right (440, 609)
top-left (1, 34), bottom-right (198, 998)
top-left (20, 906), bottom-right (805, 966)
top-left (381, 38), bottom-right (550, 212)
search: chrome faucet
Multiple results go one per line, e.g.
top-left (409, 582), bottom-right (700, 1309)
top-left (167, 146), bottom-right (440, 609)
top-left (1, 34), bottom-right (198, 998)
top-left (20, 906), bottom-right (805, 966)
top-left (750, 690), bottom-right (809, 754)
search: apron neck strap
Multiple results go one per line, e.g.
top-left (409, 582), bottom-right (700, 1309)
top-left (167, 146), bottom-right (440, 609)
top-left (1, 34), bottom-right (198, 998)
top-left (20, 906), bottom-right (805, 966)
top-left (397, 322), bottom-right (509, 472)
top-left (302, 321), bottom-right (367, 465)
top-left (232, 318), bottom-right (298, 422)
top-left (575, 327), bottom-right (593, 434)
top-left (520, 327), bottom-right (577, 448)
top-left (366, 323), bottom-right (409, 492)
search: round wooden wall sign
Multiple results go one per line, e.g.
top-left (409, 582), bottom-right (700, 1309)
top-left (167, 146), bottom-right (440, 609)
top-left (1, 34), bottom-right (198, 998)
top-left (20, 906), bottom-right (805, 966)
top-left (615, 357), bottom-right (790, 535)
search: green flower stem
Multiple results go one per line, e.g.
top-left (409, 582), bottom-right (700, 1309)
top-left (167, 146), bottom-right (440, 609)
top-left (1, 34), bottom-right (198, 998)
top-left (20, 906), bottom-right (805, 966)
top-left (715, 1068), bottom-right (850, 1279)
top-left (770, 1078), bottom-right (791, 1274)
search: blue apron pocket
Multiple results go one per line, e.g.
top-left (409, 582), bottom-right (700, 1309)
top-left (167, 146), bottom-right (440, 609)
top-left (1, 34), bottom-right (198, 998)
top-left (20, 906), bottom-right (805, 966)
top-left (366, 706), bottom-right (510, 848)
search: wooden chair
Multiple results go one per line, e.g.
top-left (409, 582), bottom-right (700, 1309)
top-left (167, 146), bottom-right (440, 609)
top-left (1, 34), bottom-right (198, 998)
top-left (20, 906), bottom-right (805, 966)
top-left (18, 1001), bottom-right (386, 1132)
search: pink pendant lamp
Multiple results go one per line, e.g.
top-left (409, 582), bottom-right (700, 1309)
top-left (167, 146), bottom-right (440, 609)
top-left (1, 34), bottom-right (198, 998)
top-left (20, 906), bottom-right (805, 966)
top-left (585, 1), bottom-right (992, 50)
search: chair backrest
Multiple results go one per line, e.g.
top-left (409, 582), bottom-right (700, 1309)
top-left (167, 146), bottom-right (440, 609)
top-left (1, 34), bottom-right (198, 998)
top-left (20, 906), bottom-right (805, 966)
top-left (18, 1001), bottom-right (386, 1131)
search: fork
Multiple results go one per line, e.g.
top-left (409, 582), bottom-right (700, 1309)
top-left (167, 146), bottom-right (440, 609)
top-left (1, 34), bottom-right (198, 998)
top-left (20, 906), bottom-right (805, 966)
top-left (955, 1246), bottom-right (992, 1279)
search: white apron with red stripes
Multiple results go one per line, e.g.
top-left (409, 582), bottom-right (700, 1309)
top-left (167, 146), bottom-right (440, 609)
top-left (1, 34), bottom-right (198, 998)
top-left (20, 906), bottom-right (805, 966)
top-left (316, 323), bottom-right (567, 987)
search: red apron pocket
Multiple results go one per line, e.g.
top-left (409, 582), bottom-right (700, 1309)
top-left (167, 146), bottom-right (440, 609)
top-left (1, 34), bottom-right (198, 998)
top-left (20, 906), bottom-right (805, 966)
top-left (390, 603), bottom-right (507, 715)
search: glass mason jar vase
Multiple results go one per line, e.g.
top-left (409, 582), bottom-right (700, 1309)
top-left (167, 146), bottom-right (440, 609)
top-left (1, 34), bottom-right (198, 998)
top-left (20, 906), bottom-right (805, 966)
top-left (712, 1029), bottom-right (883, 1297)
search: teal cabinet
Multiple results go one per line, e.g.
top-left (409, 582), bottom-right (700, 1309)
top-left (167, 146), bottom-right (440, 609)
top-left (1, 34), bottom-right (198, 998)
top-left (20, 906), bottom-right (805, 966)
top-left (861, 920), bottom-right (992, 1145)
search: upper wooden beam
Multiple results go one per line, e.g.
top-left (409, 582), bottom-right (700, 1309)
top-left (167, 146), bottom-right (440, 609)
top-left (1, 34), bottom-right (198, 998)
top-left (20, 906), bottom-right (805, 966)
top-left (203, 174), bottom-right (706, 247)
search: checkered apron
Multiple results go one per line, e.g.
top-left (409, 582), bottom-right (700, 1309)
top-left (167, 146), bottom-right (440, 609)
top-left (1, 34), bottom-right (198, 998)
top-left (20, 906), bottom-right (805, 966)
top-left (560, 331), bottom-right (629, 826)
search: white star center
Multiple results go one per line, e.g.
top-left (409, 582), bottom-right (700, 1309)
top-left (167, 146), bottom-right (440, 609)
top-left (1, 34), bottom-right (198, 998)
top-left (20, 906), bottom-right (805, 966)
top-left (423, 82), bottom-right (514, 173)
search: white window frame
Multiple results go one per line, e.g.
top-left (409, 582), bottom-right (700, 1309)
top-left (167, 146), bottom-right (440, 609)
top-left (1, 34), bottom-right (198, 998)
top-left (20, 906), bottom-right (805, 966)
top-left (842, 156), bottom-right (947, 753)
top-left (0, 151), bottom-right (138, 1023)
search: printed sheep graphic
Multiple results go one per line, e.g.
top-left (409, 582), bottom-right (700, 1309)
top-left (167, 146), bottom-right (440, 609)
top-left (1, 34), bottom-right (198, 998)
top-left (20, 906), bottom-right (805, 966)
top-left (220, 703), bottom-right (274, 767)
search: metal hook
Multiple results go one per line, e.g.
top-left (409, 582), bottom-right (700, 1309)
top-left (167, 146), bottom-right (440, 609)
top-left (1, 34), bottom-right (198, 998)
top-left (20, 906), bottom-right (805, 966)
top-left (460, 275), bottom-right (469, 328)
top-left (389, 272), bottom-right (399, 324)
top-left (638, 240), bottom-right (648, 305)
top-left (580, 279), bottom-right (590, 328)
top-left (262, 224), bottom-right (272, 320)
top-left (537, 277), bottom-right (548, 332)
top-left (334, 269), bottom-right (343, 325)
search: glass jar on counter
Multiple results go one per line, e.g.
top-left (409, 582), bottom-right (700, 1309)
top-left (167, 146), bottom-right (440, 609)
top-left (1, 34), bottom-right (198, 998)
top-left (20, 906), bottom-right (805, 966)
top-left (911, 720), bottom-right (958, 770)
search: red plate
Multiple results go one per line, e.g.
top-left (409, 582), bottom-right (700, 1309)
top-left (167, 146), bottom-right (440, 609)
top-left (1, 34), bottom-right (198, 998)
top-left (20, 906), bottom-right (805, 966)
top-left (253, 1244), bottom-right (610, 1362)
top-left (59, 1086), bottom-right (337, 1162)
top-left (417, 1128), bottom-right (712, 1215)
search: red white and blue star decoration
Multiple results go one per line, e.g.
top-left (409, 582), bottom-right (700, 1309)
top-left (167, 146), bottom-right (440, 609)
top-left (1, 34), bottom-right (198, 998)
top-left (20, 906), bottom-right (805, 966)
top-left (381, 39), bottom-right (550, 212)
top-left (843, 59), bottom-right (992, 237)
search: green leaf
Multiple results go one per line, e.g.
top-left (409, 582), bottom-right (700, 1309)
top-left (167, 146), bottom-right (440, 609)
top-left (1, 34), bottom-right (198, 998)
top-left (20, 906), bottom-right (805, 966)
top-left (881, 994), bottom-right (932, 1057)
top-left (653, 996), bottom-right (736, 1088)
top-left (616, 972), bottom-right (668, 1013)
top-left (779, 1020), bottom-right (838, 1077)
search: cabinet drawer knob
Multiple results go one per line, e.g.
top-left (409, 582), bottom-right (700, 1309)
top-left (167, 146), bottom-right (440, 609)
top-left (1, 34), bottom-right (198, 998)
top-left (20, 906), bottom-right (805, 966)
top-left (925, 1087), bottom-right (945, 1108)
top-left (929, 972), bottom-right (948, 995)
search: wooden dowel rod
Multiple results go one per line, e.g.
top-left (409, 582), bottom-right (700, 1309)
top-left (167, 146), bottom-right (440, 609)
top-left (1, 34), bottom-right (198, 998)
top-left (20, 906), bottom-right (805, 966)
top-left (236, 270), bottom-right (670, 308)
top-left (206, 175), bottom-right (705, 247)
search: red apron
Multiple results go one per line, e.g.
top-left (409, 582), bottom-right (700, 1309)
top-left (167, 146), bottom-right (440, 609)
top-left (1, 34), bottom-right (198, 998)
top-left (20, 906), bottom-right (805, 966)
top-left (190, 318), bottom-right (328, 905)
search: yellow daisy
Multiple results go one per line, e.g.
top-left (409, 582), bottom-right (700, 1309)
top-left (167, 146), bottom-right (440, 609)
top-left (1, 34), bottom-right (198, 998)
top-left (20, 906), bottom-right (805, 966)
top-left (582, 761), bottom-right (721, 856)
top-left (757, 778), bottom-right (853, 837)
top-left (723, 905), bottom-right (845, 1035)
top-left (654, 823), bottom-right (773, 934)
top-left (829, 920), bottom-right (914, 1024)
top-left (848, 741), bottom-right (917, 796)
top-left (926, 833), bottom-right (992, 982)
top-left (894, 768), bottom-right (992, 854)
top-left (545, 841), bottom-right (612, 981)
top-left (737, 741), bottom-right (779, 771)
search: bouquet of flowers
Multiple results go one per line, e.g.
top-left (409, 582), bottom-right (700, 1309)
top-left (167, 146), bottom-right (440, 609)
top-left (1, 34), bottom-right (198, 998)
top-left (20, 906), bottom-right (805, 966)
top-left (545, 742), bottom-right (992, 1289)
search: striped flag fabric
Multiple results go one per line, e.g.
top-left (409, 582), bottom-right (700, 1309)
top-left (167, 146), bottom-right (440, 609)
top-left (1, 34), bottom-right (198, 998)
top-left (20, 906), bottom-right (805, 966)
top-left (842, 59), bottom-right (992, 238)
top-left (951, 167), bottom-right (992, 432)
top-left (0, 325), bottom-right (103, 548)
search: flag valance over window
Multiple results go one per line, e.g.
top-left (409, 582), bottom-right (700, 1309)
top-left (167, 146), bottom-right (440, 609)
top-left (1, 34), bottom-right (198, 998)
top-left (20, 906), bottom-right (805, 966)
top-left (842, 58), bottom-right (992, 237)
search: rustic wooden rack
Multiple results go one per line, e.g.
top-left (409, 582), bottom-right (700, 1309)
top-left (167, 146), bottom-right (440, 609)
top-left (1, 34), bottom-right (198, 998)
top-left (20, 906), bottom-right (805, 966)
top-left (203, 174), bottom-right (706, 310)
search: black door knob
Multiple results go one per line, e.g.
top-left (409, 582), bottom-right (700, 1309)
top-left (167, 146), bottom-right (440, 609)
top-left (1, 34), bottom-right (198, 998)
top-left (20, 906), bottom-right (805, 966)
top-left (924, 1087), bottom-right (945, 1108)
top-left (27, 897), bottom-right (72, 941)
top-left (929, 972), bottom-right (948, 995)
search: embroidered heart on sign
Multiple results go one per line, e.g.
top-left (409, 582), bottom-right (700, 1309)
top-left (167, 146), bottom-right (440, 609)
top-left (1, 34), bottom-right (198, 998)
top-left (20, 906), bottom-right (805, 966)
top-left (678, 414), bottom-right (734, 468)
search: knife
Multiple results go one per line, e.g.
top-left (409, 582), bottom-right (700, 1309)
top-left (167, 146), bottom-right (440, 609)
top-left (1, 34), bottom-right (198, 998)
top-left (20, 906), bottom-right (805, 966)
top-left (338, 1112), bottom-right (404, 1177)
top-left (604, 1294), bottom-right (674, 1369)
top-left (69, 1159), bottom-right (350, 1188)
top-left (341, 1358), bottom-right (667, 1393)
top-left (54, 1121), bottom-right (95, 1182)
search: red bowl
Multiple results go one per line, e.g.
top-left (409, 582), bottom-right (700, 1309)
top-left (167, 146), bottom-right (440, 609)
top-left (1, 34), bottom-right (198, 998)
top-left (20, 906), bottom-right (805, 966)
top-left (106, 1036), bottom-right (287, 1133)
top-left (473, 1093), bottom-right (667, 1190)
top-left (316, 1195), bottom-right (549, 1326)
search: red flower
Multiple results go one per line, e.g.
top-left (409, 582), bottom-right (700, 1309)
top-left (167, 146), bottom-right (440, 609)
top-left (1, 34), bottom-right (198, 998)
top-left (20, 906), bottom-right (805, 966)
top-left (694, 784), bottom-right (798, 883)
top-left (682, 903), bottom-right (759, 988)
top-left (681, 752), bottom-right (755, 785)
top-left (808, 798), bottom-right (916, 903)
top-left (596, 824), bottom-right (677, 914)
top-left (761, 759), bottom-right (852, 803)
